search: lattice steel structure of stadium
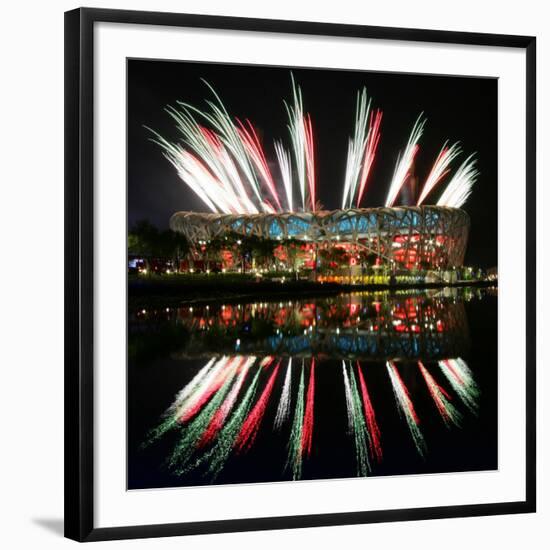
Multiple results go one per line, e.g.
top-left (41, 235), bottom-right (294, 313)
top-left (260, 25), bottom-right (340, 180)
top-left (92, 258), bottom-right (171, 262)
top-left (170, 205), bottom-right (470, 270)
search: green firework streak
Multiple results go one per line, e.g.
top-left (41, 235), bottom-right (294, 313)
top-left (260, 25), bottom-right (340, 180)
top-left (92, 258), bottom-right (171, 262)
top-left (184, 364), bottom-right (264, 480)
top-left (168, 368), bottom-right (238, 473)
top-left (438, 358), bottom-right (480, 415)
top-left (286, 364), bottom-right (305, 480)
top-left (349, 365), bottom-right (371, 477)
top-left (142, 360), bottom-right (217, 448)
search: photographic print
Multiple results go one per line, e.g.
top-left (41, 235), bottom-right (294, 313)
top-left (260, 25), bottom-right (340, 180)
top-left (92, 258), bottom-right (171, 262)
top-left (127, 59), bottom-right (497, 490)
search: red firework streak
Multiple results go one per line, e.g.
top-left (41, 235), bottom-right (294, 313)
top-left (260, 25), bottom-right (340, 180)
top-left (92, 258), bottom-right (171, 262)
top-left (236, 118), bottom-right (282, 211)
top-left (301, 359), bottom-right (316, 457)
top-left (197, 357), bottom-right (250, 448)
top-left (356, 363), bottom-right (382, 462)
top-left (357, 109), bottom-right (383, 207)
top-left (179, 357), bottom-right (239, 423)
top-left (304, 114), bottom-right (316, 210)
top-left (388, 361), bottom-right (420, 425)
top-left (418, 361), bottom-right (452, 422)
top-left (234, 360), bottom-right (281, 453)
top-left (441, 359), bottom-right (465, 385)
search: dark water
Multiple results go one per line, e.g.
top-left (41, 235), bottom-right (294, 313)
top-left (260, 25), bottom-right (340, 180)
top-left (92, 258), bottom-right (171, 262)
top-left (128, 287), bottom-right (497, 489)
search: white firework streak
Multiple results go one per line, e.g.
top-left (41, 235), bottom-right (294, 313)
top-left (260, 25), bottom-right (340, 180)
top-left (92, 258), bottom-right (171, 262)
top-left (172, 356), bottom-right (236, 421)
top-left (167, 357), bottom-right (217, 416)
top-left (342, 361), bottom-right (355, 432)
top-left (145, 357), bottom-right (218, 444)
top-left (418, 361), bottom-right (462, 428)
top-left (274, 141), bottom-right (294, 212)
top-left (417, 141), bottom-right (462, 205)
top-left (236, 118), bottom-right (283, 210)
top-left (174, 150), bottom-right (253, 214)
top-left (342, 361), bottom-right (371, 476)
top-left (304, 114), bottom-right (316, 210)
top-left (385, 114), bottom-right (426, 207)
top-left (356, 109), bottom-right (382, 207)
top-left (386, 361), bottom-right (427, 458)
top-left (150, 80), bottom-right (279, 214)
top-left (437, 153), bottom-right (479, 208)
top-left (342, 88), bottom-right (371, 208)
top-left (284, 74), bottom-right (308, 211)
top-left (438, 358), bottom-right (480, 415)
top-left (213, 356), bottom-right (255, 425)
top-left (151, 115), bottom-right (256, 214)
top-left (196, 356), bottom-right (256, 448)
top-left (274, 358), bottom-right (293, 430)
top-left (195, 81), bottom-right (264, 206)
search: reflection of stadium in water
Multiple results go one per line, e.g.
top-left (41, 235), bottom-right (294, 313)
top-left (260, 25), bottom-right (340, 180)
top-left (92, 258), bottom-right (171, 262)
top-left (132, 287), bottom-right (475, 361)
top-left (132, 287), bottom-right (493, 485)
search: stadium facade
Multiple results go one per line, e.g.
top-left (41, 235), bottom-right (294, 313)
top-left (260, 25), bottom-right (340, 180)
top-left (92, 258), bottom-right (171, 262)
top-left (170, 206), bottom-right (469, 272)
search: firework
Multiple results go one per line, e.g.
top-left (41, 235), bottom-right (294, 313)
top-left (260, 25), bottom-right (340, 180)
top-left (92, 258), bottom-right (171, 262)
top-left (342, 89), bottom-right (382, 208)
top-left (274, 358), bottom-right (293, 430)
top-left (236, 118), bottom-right (283, 210)
top-left (198, 357), bottom-right (254, 447)
top-left (284, 75), bottom-right (316, 210)
top-left (235, 360), bottom-right (281, 452)
top-left (417, 141), bottom-right (462, 206)
top-left (357, 364), bottom-right (382, 462)
top-left (386, 361), bottom-right (426, 457)
top-left (437, 154), bottom-right (479, 208)
top-left (147, 355), bottom-right (232, 446)
top-left (301, 358), bottom-right (316, 457)
top-left (274, 141), bottom-right (294, 211)
top-left (439, 358), bottom-right (480, 414)
top-left (168, 361), bottom-right (240, 472)
top-left (342, 361), bottom-right (371, 476)
top-left (286, 360), bottom-right (306, 480)
top-left (356, 109), bottom-right (383, 207)
top-left (177, 356), bottom-right (238, 423)
top-left (385, 114), bottom-right (426, 207)
top-left (151, 75), bottom-right (480, 221)
top-left (187, 361), bottom-right (265, 479)
top-left (418, 361), bottom-right (462, 427)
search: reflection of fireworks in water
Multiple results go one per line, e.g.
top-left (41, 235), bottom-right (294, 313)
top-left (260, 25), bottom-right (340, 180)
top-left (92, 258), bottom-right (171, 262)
top-left (274, 358), bottom-right (293, 430)
top-left (143, 352), bottom-right (481, 483)
top-left (342, 361), bottom-right (371, 476)
top-left (145, 356), bottom-right (220, 445)
top-left (177, 356), bottom-right (239, 423)
top-left (301, 359), bottom-right (316, 458)
top-left (418, 360), bottom-right (462, 427)
top-left (168, 360), bottom-right (240, 472)
top-left (284, 359), bottom-right (315, 479)
top-left (235, 360), bottom-right (281, 452)
top-left (357, 363), bottom-right (382, 463)
top-left (186, 362), bottom-right (265, 479)
top-left (198, 356), bottom-right (255, 447)
top-left (386, 361), bottom-right (427, 458)
top-left (439, 358), bottom-right (480, 414)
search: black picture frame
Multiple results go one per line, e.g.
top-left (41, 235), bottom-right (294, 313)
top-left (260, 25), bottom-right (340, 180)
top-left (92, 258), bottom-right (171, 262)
top-left (65, 7), bottom-right (537, 542)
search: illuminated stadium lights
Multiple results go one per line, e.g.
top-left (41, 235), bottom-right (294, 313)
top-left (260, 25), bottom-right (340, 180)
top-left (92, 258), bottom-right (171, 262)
top-left (170, 205), bottom-right (469, 271)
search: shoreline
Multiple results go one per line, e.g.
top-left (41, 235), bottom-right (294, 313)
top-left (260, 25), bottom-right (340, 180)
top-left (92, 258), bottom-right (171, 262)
top-left (128, 276), bottom-right (497, 308)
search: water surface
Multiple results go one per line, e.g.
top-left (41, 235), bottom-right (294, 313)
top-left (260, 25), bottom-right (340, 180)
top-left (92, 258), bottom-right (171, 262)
top-left (128, 287), bottom-right (497, 489)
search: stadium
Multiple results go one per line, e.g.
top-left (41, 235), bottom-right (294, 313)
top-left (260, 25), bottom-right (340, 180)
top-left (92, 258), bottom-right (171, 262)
top-left (152, 77), bottom-right (478, 283)
top-left (170, 205), bottom-right (470, 277)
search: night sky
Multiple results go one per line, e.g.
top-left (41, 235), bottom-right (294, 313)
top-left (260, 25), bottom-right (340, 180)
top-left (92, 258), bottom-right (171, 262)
top-left (127, 59), bottom-right (497, 267)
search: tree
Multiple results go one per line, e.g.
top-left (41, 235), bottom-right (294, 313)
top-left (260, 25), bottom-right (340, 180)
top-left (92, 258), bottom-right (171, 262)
top-left (128, 220), bottom-right (190, 271)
